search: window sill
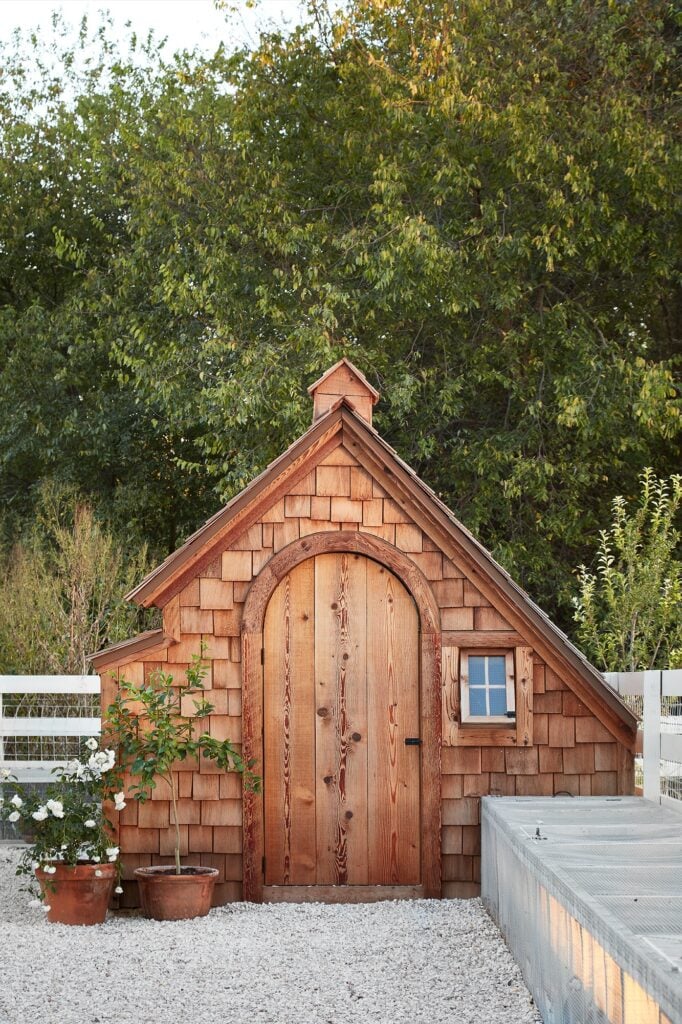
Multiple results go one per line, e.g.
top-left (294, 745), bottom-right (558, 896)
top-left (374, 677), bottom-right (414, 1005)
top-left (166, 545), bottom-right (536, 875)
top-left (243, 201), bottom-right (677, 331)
top-left (461, 717), bottom-right (515, 727)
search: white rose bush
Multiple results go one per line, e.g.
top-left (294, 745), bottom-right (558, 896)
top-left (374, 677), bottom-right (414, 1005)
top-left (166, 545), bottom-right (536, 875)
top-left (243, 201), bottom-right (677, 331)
top-left (0, 738), bottom-right (125, 899)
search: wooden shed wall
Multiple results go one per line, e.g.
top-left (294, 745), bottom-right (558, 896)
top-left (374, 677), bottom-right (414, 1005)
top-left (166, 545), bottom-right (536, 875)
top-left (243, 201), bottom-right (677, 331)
top-left (102, 442), bottom-right (633, 905)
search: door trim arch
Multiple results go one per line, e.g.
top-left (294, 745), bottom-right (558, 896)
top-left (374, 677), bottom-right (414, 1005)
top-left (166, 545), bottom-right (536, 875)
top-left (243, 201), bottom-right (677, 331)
top-left (241, 530), bottom-right (442, 901)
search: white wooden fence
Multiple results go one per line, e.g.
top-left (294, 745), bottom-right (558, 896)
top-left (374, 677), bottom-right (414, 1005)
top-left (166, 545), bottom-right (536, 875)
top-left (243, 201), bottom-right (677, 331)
top-left (0, 676), bottom-right (101, 783)
top-left (1, 671), bottom-right (680, 804)
top-left (605, 669), bottom-right (682, 808)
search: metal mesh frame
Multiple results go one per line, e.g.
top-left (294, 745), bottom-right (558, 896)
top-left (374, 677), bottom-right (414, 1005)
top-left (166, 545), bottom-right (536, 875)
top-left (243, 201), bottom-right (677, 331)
top-left (482, 797), bottom-right (682, 1024)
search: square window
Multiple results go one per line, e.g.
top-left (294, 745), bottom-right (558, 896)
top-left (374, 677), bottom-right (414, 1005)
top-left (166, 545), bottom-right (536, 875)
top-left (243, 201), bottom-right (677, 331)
top-left (460, 650), bottom-right (515, 724)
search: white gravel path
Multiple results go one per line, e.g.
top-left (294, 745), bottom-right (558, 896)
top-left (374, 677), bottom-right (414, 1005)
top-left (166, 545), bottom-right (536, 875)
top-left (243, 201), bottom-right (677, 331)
top-left (0, 847), bottom-right (541, 1024)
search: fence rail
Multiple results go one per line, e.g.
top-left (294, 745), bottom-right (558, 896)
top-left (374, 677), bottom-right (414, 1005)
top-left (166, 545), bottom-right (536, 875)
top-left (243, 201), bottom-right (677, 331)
top-left (605, 669), bottom-right (682, 808)
top-left (2, 671), bottom-right (680, 803)
top-left (0, 675), bottom-right (101, 783)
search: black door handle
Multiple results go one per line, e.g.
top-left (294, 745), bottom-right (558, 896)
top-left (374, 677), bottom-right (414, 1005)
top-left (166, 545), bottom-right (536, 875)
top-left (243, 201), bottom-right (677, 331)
top-left (404, 737), bottom-right (422, 746)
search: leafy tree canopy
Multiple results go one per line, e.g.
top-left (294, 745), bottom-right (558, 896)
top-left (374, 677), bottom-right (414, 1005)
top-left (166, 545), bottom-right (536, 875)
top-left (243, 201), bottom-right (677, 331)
top-left (0, 1), bottom-right (679, 627)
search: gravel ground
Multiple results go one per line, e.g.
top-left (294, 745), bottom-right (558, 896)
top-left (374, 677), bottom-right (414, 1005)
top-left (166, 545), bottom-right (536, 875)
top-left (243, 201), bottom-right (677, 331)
top-left (0, 847), bottom-right (541, 1024)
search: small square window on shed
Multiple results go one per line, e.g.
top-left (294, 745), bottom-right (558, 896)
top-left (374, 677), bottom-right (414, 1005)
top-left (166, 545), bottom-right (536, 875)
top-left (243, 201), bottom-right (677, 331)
top-left (460, 650), bottom-right (515, 724)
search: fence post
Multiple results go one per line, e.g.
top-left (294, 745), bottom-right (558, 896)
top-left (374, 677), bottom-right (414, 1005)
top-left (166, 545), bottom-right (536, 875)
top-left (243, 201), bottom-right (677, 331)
top-left (642, 670), bottom-right (661, 803)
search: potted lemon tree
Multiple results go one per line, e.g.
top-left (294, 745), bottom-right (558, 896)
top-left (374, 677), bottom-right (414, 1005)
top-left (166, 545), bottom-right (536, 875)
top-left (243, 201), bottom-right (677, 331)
top-left (0, 740), bottom-right (124, 925)
top-left (106, 650), bottom-right (258, 921)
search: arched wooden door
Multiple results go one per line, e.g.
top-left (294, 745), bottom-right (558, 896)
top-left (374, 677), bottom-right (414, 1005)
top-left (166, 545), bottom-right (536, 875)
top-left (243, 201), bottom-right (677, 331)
top-left (263, 552), bottom-right (422, 900)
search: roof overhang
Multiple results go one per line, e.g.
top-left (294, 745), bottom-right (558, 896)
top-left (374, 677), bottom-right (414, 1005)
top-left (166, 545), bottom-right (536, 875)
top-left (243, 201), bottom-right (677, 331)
top-left (109, 401), bottom-right (636, 746)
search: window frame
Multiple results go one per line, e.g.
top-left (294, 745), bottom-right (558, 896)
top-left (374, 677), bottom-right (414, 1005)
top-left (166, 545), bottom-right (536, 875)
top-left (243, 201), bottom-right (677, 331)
top-left (460, 648), bottom-right (516, 726)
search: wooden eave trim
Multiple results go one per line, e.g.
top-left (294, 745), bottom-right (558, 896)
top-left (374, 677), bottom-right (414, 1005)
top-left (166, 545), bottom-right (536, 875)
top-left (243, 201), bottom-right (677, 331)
top-left (340, 414), bottom-right (638, 747)
top-left (307, 357), bottom-right (380, 403)
top-left (89, 629), bottom-right (175, 671)
top-left (126, 411), bottom-right (345, 608)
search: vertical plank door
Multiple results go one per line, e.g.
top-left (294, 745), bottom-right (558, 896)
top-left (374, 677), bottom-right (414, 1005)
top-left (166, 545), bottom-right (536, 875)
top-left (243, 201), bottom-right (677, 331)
top-left (263, 553), bottom-right (421, 895)
top-left (315, 553), bottom-right (369, 885)
top-left (367, 560), bottom-right (421, 884)
top-left (263, 559), bottom-right (316, 884)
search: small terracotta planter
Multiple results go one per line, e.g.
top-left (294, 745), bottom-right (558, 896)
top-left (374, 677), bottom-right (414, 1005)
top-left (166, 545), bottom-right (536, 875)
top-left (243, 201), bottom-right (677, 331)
top-left (134, 865), bottom-right (218, 921)
top-left (36, 862), bottom-right (116, 926)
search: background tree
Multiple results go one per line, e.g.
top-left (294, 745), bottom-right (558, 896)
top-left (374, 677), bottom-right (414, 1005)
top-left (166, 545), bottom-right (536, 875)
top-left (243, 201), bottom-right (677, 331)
top-left (0, 484), bottom-right (155, 675)
top-left (0, 1), bottom-right (679, 632)
top-left (574, 471), bottom-right (682, 671)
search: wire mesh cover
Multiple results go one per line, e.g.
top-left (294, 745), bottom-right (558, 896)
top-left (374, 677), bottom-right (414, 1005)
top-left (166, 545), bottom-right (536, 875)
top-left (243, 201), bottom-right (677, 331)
top-left (481, 797), bottom-right (682, 1024)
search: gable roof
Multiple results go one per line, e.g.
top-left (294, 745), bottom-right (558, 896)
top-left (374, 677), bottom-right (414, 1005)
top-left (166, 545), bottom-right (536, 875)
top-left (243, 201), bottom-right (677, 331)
top-left (116, 399), bottom-right (636, 743)
top-left (89, 628), bottom-right (174, 672)
top-left (307, 357), bottom-right (380, 403)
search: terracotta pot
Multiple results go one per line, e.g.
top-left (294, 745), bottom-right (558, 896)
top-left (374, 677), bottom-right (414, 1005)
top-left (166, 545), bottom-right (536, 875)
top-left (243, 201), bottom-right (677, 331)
top-left (134, 865), bottom-right (219, 921)
top-left (35, 862), bottom-right (116, 925)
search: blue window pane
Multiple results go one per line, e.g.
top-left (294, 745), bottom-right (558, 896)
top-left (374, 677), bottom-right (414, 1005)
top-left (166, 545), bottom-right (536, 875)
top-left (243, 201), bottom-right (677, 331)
top-left (469, 688), bottom-right (487, 716)
top-left (488, 656), bottom-right (506, 686)
top-left (469, 656), bottom-right (486, 685)
top-left (489, 687), bottom-right (508, 716)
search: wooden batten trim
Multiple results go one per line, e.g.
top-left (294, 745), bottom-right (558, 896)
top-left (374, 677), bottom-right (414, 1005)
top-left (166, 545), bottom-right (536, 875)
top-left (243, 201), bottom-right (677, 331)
top-left (341, 415), bottom-right (637, 748)
top-left (617, 739), bottom-right (635, 794)
top-left (420, 631), bottom-right (442, 898)
top-left (263, 885), bottom-right (423, 904)
top-left (442, 631), bottom-right (523, 647)
top-left (89, 629), bottom-right (175, 671)
top-left (100, 667), bottom-right (120, 849)
top-left (130, 417), bottom-right (345, 608)
top-left (242, 629), bottom-right (264, 903)
top-left (441, 646), bottom-right (459, 745)
top-left (515, 646), bottom-right (534, 748)
top-left (442, 645), bottom-right (518, 747)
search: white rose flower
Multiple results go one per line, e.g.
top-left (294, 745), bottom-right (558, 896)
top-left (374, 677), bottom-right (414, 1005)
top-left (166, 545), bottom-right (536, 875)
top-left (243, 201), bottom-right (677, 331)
top-left (0, 767), bottom-right (11, 779)
top-left (85, 737), bottom-right (99, 751)
top-left (10, 794), bottom-right (23, 808)
top-left (114, 885), bottom-right (123, 894)
top-left (92, 856), bottom-right (100, 863)
top-left (8, 811), bottom-right (20, 822)
top-left (84, 818), bottom-right (97, 828)
top-left (42, 905), bottom-right (51, 913)
top-left (32, 807), bottom-right (49, 822)
top-left (94, 869), bottom-right (102, 877)
top-left (106, 846), bottom-right (119, 861)
top-left (46, 799), bottom-right (64, 818)
top-left (44, 865), bottom-right (57, 875)
top-left (61, 844), bottom-right (68, 851)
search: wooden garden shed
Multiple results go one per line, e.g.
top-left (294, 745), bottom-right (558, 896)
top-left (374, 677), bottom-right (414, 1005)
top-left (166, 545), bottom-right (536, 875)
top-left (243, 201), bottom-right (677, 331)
top-left (93, 358), bottom-right (638, 906)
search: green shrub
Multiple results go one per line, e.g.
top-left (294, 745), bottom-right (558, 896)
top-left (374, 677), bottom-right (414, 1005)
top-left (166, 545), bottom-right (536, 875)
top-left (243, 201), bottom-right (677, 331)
top-left (574, 471), bottom-right (682, 671)
top-left (0, 483), bottom-right (156, 676)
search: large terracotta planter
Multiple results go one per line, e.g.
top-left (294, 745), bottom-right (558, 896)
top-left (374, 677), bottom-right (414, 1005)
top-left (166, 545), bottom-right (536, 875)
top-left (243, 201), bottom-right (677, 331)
top-left (35, 862), bottom-right (116, 925)
top-left (134, 865), bottom-right (218, 921)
